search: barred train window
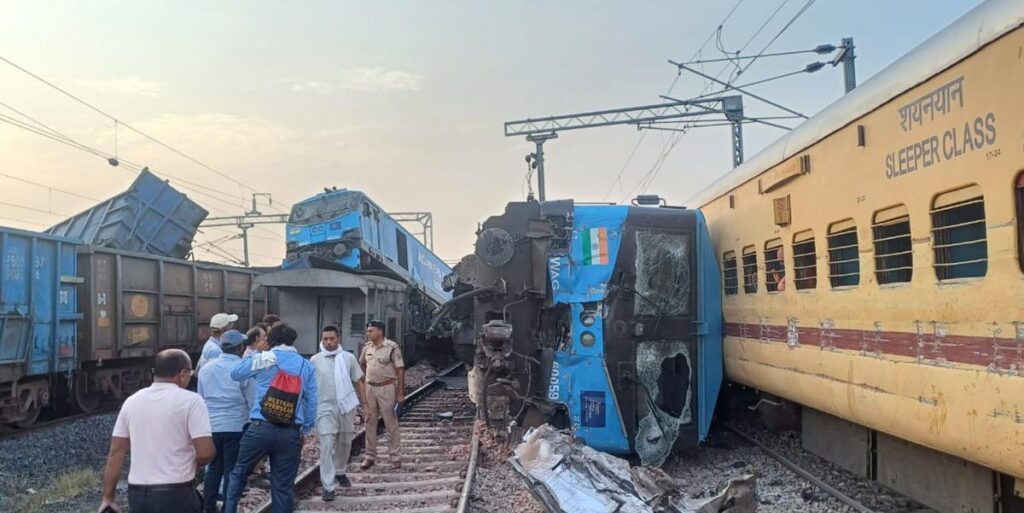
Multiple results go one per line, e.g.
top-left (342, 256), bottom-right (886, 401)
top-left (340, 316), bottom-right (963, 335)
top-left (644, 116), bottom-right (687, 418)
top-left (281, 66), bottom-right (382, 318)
top-left (792, 230), bottom-right (817, 290)
top-left (764, 239), bottom-right (785, 292)
top-left (722, 251), bottom-right (738, 295)
top-left (827, 219), bottom-right (860, 288)
top-left (1015, 173), bottom-right (1024, 273)
top-left (742, 245), bottom-right (757, 293)
top-left (873, 205), bottom-right (912, 284)
top-left (932, 185), bottom-right (987, 280)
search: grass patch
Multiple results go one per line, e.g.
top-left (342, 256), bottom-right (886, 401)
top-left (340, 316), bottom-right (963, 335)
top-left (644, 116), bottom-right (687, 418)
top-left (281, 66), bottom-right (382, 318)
top-left (3, 468), bottom-right (99, 513)
top-left (50, 468), bottom-right (98, 499)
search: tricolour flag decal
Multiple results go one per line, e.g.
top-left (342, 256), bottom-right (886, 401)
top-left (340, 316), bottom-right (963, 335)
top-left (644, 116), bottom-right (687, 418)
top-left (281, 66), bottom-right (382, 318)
top-left (582, 227), bottom-right (609, 265)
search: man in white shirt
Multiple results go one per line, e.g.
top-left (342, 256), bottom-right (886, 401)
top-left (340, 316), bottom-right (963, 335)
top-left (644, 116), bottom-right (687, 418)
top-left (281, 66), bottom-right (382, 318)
top-left (97, 349), bottom-right (215, 513)
top-left (197, 313), bottom-right (238, 372)
top-left (310, 325), bottom-right (364, 502)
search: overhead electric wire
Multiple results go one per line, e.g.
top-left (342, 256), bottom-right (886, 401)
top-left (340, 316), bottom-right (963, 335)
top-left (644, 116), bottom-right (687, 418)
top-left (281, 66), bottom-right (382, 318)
top-left (0, 200), bottom-right (70, 217)
top-left (625, 0), bottom-right (815, 199)
top-left (0, 110), bottom-right (284, 248)
top-left (600, 0), bottom-right (747, 201)
top-left (0, 215), bottom-right (49, 228)
top-left (0, 171), bottom-right (101, 202)
top-left (0, 54), bottom-right (293, 207)
top-left (0, 111), bottom-right (250, 204)
top-left (0, 107), bottom-right (283, 263)
top-left (737, 0), bottom-right (817, 76)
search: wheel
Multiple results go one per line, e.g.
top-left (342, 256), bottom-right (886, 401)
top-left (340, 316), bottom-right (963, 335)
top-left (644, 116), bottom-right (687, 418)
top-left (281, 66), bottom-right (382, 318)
top-left (74, 373), bottom-right (103, 414)
top-left (13, 402), bottom-right (41, 428)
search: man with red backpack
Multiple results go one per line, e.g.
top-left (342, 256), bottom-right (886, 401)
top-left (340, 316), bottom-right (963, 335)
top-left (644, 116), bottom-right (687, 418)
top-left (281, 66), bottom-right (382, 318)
top-left (221, 323), bottom-right (317, 513)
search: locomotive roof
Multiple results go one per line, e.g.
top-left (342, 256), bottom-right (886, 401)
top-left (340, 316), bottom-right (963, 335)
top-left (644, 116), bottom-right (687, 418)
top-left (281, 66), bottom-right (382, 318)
top-left (687, 0), bottom-right (1024, 207)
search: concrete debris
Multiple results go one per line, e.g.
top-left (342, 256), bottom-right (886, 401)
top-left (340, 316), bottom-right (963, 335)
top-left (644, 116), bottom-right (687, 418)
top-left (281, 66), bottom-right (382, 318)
top-left (511, 424), bottom-right (755, 513)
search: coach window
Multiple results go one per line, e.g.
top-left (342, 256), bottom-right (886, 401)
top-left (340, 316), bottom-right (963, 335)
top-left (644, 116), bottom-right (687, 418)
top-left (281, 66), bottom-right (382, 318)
top-left (873, 205), bottom-right (913, 285)
top-left (742, 245), bottom-right (757, 293)
top-left (827, 219), bottom-right (860, 288)
top-left (764, 239), bottom-right (785, 292)
top-left (722, 251), bottom-right (738, 295)
top-left (932, 184), bottom-right (987, 280)
top-left (1016, 173), bottom-right (1024, 272)
top-left (792, 230), bottom-right (817, 290)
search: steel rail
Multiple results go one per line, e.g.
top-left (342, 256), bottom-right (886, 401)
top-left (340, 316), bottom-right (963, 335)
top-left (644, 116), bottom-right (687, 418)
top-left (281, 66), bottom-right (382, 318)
top-left (0, 406), bottom-right (120, 442)
top-left (455, 434), bottom-right (481, 513)
top-left (252, 361), bottom-right (470, 513)
top-left (724, 423), bottom-right (877, 513)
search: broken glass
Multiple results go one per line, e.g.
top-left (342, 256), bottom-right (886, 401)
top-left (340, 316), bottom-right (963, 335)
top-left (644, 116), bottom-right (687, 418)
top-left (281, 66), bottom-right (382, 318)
top-left (633, 232), bottom-right (690, 317)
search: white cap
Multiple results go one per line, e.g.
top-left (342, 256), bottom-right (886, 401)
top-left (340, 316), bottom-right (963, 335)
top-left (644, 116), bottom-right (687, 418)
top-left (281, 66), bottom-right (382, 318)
top-left (210, 313), bottom-right (239, 330)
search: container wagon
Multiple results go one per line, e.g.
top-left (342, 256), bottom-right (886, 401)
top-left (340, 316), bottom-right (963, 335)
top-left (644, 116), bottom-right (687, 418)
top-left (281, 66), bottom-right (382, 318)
top-left (73, 246), bottom-right (268, 414)
top-left (0, 227), bottom-right (81, 427)
top-left (48, 168), bottom-right (208, 260)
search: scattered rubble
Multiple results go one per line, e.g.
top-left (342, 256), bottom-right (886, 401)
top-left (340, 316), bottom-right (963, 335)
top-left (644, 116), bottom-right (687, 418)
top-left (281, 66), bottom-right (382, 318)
top-left (511, 424), bottom-right (756, 513)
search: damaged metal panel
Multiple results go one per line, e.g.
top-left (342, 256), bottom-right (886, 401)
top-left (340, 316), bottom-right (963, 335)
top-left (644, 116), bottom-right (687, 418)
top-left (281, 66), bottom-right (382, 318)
top-left (512, 424), bottom-right (755, 513)
top-left (635, 341), bottom-right (693, 466)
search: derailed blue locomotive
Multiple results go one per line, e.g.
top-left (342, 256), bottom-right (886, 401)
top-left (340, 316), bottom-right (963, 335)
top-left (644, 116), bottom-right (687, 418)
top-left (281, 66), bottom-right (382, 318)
top-left (283, 189), bottom-right (451, 304)
top-left (440, 198), bottom-right (722, 465)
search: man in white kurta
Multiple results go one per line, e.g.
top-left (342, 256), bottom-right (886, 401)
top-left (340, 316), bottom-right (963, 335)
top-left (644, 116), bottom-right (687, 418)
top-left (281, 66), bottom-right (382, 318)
top-left (309, 325), bottom-right (365, 502)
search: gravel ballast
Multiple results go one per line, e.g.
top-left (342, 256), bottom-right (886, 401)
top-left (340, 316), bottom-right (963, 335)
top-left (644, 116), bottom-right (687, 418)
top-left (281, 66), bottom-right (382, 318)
top-left (0, 413), bottom-right (120, 513)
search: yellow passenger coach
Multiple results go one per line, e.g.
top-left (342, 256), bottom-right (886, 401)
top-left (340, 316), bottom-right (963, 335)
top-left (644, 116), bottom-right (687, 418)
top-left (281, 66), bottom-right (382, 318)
top-left (690, 1), bottom-right (1024, 510)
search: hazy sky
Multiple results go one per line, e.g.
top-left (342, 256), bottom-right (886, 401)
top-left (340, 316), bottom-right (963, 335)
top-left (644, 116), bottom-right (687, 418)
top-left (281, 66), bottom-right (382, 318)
top-left (0, 0), bottom-right (984, 265)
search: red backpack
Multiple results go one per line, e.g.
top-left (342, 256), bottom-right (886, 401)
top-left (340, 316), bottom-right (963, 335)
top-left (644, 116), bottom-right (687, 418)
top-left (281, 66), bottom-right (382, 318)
top-left (259, 361), bottom-right (306, 425)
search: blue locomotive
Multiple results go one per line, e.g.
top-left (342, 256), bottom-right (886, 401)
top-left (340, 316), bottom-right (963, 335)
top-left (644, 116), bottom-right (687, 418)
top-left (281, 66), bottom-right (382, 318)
top-left (284, 189), bottom-right (452, 305)
top-left (438, 197), bottom-right (722, 465)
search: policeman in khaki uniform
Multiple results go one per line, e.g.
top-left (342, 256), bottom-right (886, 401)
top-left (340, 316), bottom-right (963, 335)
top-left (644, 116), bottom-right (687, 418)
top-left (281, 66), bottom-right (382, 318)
top-left (358, 320), bottom-right (405, 469)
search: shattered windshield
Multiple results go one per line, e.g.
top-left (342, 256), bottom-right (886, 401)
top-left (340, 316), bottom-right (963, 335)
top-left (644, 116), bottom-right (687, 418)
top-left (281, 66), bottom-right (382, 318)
top-left (289, 194), bottom-right (361, 225)
top-left (634, 231), bottom-right (690, 317)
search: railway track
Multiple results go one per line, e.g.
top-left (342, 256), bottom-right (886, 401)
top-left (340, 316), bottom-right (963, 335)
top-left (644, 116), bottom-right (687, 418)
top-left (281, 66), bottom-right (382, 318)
top-left (0, 406), bottom-right (119, 442)
top-left (253, 363), bottom-right (479, 513)
top-left (724, 423), bottom-right (878, 513)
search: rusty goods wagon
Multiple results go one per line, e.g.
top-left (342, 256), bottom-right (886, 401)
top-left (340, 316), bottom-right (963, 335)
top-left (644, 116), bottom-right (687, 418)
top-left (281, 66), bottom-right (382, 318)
top-left (689, 1), bottom-right (1024, 511)
top-left (73, 246), bottom-right (267, 413)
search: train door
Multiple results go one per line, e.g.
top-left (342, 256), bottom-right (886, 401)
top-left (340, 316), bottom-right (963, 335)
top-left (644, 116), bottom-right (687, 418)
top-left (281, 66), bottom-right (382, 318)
top-left (317, 296), bottom-right (344, 338)
top-left (604, 207), bottom-right (698, 465)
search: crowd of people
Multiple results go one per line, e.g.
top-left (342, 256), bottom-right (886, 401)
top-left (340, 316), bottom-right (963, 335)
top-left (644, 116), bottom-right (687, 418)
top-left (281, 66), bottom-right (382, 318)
top-left (96, 313), bottom-right (407, 513)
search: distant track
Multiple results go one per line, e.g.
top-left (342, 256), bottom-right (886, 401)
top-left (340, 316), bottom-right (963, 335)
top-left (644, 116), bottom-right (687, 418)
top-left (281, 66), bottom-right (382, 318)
top-left (0, 406), bottom-right (119, 442)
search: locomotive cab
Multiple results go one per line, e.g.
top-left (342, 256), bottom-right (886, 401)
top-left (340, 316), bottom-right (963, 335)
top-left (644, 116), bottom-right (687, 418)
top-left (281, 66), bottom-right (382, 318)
top-left (442, 198), bottom-right (723, 465)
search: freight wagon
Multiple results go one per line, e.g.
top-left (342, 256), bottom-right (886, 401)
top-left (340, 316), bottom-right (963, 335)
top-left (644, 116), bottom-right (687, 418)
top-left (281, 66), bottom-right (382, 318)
top-left (0, 227), bottom-right (80, 427)
top-left (0, 228), bottom-right (267, 426)
top-left (72, 246), bottom-right (268, 416)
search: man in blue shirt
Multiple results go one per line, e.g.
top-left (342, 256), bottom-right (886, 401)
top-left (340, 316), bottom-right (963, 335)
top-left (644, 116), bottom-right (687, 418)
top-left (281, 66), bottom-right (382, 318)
top-left (197, 329), bottom-right (252, 513)
top-left (222, 323), bottom-right (317, 513)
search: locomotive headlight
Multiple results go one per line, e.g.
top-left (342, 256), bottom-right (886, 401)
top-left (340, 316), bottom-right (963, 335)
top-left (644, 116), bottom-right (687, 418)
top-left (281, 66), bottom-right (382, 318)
top-left (580, 312), bottom-right (596, 327)
top-left (580, 331), bottom-right (596, 347)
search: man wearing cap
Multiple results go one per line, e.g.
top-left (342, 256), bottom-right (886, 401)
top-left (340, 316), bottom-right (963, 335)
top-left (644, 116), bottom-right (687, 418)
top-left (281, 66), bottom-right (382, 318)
top-left (358, 320), bottom-right (405, 470)
top-left (198, 313), bottom-right (238, 372)
top-left (310, 325), bottom-right (364, 501)
top-left (197, 330), bottom-right (253, 513)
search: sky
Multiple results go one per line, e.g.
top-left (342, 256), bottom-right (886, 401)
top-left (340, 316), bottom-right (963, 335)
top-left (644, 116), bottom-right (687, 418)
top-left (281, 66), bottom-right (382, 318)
top-left (0, 0), bottom-right (986, 266)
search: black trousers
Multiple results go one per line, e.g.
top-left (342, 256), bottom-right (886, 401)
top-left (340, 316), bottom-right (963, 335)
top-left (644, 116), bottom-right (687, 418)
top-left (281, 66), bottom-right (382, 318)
top-left (128, 483), bottom-right (202, 513)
